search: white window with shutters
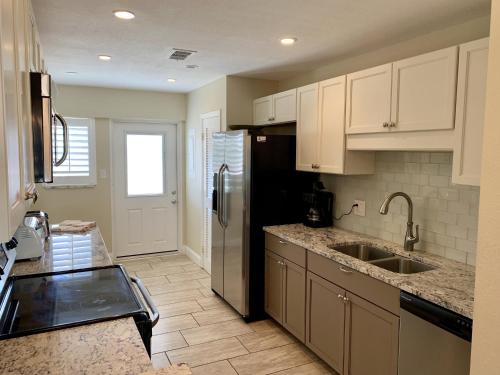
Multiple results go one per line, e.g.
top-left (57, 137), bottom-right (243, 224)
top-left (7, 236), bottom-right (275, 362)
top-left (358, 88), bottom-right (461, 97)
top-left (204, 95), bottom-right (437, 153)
top-left (51, 117), bottom-right (97, 187)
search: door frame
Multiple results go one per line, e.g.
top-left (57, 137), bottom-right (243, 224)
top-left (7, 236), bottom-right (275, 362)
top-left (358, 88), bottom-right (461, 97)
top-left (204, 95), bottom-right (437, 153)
top-left (109, 119), bottom-right (183, 260)
top-left (200, 110), bottom-right (221, 272)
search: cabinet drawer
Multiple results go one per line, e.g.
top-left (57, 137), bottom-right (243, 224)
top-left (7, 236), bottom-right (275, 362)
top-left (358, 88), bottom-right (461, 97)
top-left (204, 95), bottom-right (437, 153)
top-left (265, 234), bottom-right (306, 267)
top-left (308, 251), bottom-right (399, 315)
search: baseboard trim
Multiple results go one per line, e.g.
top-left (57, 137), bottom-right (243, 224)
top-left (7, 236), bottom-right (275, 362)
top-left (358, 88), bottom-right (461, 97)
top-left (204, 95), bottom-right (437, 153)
top-left (182, 245), bottom-right (202, 266)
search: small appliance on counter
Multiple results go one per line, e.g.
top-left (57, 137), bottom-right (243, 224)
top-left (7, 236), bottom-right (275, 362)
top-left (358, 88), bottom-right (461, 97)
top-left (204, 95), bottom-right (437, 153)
top-left (13, 211), bottom-right (50, 261)
top-left (303, 181), bottom-right (334, 228)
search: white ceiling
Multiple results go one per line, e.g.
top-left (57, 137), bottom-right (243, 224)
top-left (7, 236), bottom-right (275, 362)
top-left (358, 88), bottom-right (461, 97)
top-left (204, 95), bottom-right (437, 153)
top-left (32, 0), bottom-right (490, 93)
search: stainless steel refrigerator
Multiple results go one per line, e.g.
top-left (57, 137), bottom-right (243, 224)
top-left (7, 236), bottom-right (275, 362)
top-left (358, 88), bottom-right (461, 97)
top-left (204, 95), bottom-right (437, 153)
top-left (211, 130), bottom-right (317, 319)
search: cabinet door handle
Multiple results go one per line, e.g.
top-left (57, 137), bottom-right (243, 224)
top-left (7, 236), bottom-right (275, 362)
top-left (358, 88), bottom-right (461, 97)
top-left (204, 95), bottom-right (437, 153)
top-left (383, 122), bottom-right (389, 128)
top-left (339, 266), bottom-right (353, 274)
top-left (25, 187), bottom-right (39, 203)
top-left (343, 296), bottom-right (350, 303)
top-left (337, 294), bottom-right (344, 300)
top-left (389, 122), bottom-right (397, 128)
top-left (278, 240), bottom-right (287, 245)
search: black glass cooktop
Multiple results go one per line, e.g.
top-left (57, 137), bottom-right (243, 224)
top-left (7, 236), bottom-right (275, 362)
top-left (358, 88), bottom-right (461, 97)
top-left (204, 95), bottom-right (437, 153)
top-left (0, 266), bottom-right (144, 338)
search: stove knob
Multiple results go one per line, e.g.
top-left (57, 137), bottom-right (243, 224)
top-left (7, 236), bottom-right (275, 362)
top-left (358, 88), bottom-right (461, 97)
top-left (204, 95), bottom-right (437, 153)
top-left (5, 237), bottom-right (17, 250)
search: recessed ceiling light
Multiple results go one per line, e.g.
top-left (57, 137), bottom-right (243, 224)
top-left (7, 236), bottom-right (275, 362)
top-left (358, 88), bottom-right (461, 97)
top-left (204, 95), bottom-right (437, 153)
top-left (98, 55), bottom-right (111, 61)
top-left (280, 37), bottom-right (297, 46)
top-left (113, 10), bottom-right (135, 20)
top-left (65, 71), bottom-right (77, 75)
top-left (167, 78), bottom-right (176, 83)
top-left (185, 64), bottom-right (199, 69)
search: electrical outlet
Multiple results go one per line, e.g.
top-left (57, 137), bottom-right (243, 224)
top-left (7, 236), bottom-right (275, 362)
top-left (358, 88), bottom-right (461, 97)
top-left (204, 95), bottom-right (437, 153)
top-left (353, 200), bottom-right (366, 217)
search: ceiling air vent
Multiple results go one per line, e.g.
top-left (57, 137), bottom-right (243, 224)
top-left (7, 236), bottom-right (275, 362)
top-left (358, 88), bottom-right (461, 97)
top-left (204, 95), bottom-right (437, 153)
top-left (169, 48), bottom-right (197, 61)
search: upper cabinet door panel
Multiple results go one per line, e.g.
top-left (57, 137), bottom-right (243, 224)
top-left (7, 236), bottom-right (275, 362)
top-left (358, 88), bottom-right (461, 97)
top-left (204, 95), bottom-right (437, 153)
top-left (296, 83), bottom-right (319, 171)
top-left (318, 76), bottom-right (346, 174)
top-left (452, 38), bottom-right (489, 186)
top-left (346, 63), bottom-right (392, 135)
top-left (253, 95), bottom-right (272, 125)
top-left (272, 89), bottom-right (296, 123)
top-left (391, 46), bottom-right (458, 132)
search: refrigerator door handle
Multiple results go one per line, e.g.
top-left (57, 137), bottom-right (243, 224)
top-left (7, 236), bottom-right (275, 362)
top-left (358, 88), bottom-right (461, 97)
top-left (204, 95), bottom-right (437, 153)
top-left (216, 165), bottom-right (223, 226)
top-left (219, 164), bottom-right (228, 228)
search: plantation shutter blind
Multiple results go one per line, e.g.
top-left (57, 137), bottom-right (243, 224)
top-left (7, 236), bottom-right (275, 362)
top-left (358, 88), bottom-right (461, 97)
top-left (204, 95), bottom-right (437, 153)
top-left (52, 117), bottom-right (96, 186)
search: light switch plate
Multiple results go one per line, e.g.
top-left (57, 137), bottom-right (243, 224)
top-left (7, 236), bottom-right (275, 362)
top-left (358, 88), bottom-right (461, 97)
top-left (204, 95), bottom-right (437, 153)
top-left (353, 200), bottom-right (366, 217)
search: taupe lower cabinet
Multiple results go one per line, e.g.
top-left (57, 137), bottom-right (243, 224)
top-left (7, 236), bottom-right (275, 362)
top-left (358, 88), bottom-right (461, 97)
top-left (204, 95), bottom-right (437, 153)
top-left (306, 271), bottom-right (345, 372)
top-left (264, 233), bottom-right (400, 375)
top-left (264, 249), bottom-right (306, 342)
top-left (344, 292), bottom-right (399, 375)
top-left (264, 250), bottom-right (284, 323)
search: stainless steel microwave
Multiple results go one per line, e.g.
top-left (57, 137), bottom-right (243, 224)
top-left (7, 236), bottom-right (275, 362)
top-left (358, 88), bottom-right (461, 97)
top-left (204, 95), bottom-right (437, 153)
top-left (30, 72), bottom-right (68, 183)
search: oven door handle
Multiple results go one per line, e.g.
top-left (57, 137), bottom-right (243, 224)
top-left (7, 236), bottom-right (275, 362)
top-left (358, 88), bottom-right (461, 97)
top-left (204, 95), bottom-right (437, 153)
top-left (130, 276), bottom-right (160, 327)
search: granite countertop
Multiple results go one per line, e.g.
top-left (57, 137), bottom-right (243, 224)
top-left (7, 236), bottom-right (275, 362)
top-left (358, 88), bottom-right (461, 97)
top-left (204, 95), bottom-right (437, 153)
top-left (5, 228), bottom-right (192, 374)
top-left (0, 318), bottom-right (153, 375)
top-left (264, 224), bottom-right (475, 319)
top-left (12, 227), bottom-right (112, 276)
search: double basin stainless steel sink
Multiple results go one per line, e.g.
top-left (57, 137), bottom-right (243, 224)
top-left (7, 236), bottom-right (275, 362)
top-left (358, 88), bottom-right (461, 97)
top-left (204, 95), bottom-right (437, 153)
top-left (330, 243), bottom-right (436, 274)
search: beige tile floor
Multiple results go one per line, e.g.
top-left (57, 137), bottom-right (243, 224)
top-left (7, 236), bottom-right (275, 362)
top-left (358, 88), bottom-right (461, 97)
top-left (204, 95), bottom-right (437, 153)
top-left (119, 252), bottom-right (337, 375)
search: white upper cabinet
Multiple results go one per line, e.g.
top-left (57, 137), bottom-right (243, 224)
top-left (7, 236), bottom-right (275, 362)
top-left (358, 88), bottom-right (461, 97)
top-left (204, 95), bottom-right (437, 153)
top-left (345, 63), bottom-right (392, 134)
top-left (297, 79), bottom-right (374, 174)
top-left (253, 95), bottom-right (273, 125)
top-left (0, 0), bottom-right (36, 242)
top-left (272, 89), bottom-right (296, 124)
top-left (346, 46), bottom-right (458, 136)
top-left (253, 89), bottom-right (296, 125)
top-left (391, 46), bottom-right (458, 132)
top-left (296, 83), bottom-right (319, 172)
top-left (452, 38), bottom-right (489, 186)
top-left (318, 77), bottom-right (346, 173)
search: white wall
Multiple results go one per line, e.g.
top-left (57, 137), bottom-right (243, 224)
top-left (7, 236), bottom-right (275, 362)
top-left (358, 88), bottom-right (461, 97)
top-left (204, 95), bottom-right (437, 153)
top-left (323, 152), bottom-right (479, 265)
top-left (470, 0), bottom-right (500, 373)
top-left (226, 76), bottom-right (277, 126)
top-left (34, 85), bottom-right (186, 250)
top-left (279, 15), bottom-right (490, 91)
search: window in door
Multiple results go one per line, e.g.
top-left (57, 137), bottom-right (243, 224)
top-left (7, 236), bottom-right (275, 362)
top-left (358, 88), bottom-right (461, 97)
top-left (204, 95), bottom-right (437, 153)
top-left (52, 117), bottom-right (96, 186)
top-left (126, 133), bottom-right (165, 196)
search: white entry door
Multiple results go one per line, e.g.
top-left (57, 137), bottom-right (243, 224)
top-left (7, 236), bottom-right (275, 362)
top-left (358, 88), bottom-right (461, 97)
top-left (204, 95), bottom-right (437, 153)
top-left (112, 122), bottom-right (178, 257)
top-left (201, 111), bottom-right (221, 273)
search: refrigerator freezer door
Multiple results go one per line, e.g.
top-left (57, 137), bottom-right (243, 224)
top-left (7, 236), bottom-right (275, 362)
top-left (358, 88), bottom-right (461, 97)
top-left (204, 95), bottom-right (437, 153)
top-left (223, 131), bottom-right (250, 315)
top-left (211, 133), bottom-right (226, 296)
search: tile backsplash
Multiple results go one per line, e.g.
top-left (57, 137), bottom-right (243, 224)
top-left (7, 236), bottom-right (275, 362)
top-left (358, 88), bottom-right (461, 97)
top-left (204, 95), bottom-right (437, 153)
top-left (321, 152), bottom-right (479, 266)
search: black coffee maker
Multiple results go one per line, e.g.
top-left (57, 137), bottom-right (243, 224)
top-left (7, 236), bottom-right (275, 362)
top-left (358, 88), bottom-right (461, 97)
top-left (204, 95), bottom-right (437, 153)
top-left (303, 181), bottom-right (334, 228)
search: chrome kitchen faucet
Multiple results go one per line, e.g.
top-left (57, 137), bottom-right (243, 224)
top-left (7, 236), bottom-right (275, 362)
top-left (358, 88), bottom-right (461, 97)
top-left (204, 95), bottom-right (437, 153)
top-left (379, 192), bottom-right (419, 251)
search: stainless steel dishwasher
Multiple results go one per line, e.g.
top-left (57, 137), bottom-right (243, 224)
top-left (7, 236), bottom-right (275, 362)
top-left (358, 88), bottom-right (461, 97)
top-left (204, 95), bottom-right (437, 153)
top-left (399, 291), bottom-right (472, 375)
